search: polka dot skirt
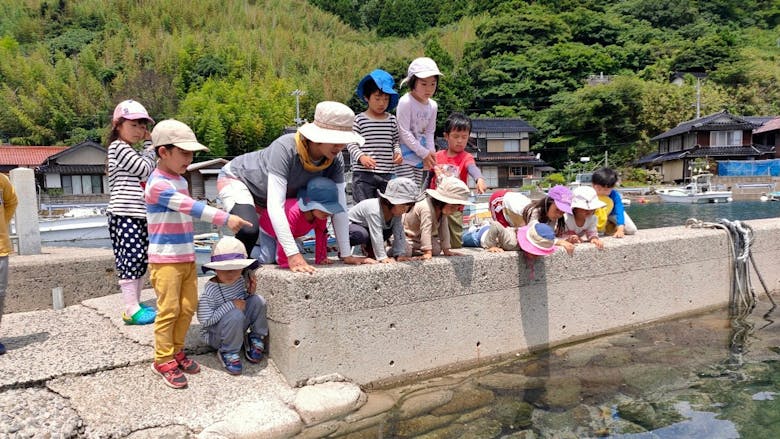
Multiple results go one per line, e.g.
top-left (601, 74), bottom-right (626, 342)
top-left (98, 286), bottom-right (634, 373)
top-left (108, 215), bottom-right (149, 280)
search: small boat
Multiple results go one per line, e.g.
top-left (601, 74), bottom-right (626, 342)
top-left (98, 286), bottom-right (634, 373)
top-left (657, 173), bottom-right (732, 204)
top-left (34, 205), bottom-right (109, 243)
top-left (761, 191), bottom-right (780, 202)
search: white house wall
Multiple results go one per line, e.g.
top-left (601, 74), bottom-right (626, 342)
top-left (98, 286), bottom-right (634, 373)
top-left (57, 147), bottom-right (106, 165)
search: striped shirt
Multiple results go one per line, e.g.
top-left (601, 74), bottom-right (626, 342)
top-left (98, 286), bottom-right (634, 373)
top-left (107, 140), bottom-right (156, 218)
top-left (347, 112), bottom-right (400, 174)
top-left (145, 168), bottom-right (229, 263)
top-left (198, 277), bottom-right (247, 342)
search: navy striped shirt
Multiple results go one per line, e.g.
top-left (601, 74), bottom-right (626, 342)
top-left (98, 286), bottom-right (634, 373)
top-left (347, 112), bottom-right (400, 174)
top-left (107, 140), bottom-right (156, 218)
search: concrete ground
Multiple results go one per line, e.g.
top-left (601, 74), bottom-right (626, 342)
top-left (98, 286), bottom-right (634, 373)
top-left (0, 278), bottom-right (365, 438)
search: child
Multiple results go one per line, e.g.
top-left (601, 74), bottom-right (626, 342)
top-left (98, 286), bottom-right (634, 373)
top-left (516, 221), bottom-right (558, 279)
top-left (198, 237), bottom-right (267, 375)
top-left (489, 190), bottom-right (532, 229)
top-left (521, 185), bottom-right (576, 255)
top-left (251, 177), bottom-right (345, 269)
top-left (106, 100), bottom-right (157, 325)
top-left (563, 186), bottom-right (606, 250)
top-left (348, 177), bottom-right (421, 262)
top-left (348, 69), bottom-right (402, 203)
top-left (145, 119), bottom-right (251, 389)
top-left (0, 173), bottom-right (18, 355)
top-left (431, 112), bottom-right (487, 248)
top-left (591, 167), bottom-right (637, 238)
top-left (463, 220), bottom-right (520, 252)
top-left (396, 57), bottom-right (441, 189)
top-left (403, 176), bottom-right (473, 259)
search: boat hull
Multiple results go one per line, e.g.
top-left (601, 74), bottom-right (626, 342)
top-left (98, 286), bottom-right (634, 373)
top-left (658, 192), bottom-right (732, 204)
top-left (37, 215), bottom-right (109, 242)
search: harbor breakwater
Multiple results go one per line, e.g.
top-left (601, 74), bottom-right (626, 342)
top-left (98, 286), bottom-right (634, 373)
top-left (7, 218), bottom-right (780, 388)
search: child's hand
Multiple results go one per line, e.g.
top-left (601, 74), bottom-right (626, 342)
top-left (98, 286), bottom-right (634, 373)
top-left (233, 299), bottom-right (246, 311)
top-left (476, 178), bottom-right (487, 194)
top-left (395, 255), bottom-right (413, 262)
top-left (486, 246), bottom-right (504, 253)
top-left (341, 255), bottom-right (375, 265)
top-left (558, 240), bottom-right (575, 256)
top-left (566, 235), bottom-right (582, 244)
top-left (226, 215), bottom-right (252, 233)
top-left (591, 238), bottom-right (605, 250)
top-left (393, 152), bottom-right (403, 165)
top-left (289, 253), bottom-right (316, 274)
top-left (423, 152), bottom-right (437, 170)
top-left (613, 226), bottom-right (625, 238)
top-left (379, 257), bottom-right (394, 264)
top-left (317, 257), bottom-right (334, 265)
top-left (443, 249), bottom-right (462, 257)
top-left (421, 251), bottom-right (433, 260)
top-left (359, 155), bottom-right (377, 169)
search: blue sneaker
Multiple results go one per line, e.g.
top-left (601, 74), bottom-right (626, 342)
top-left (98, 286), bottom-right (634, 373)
top-left (0, 341), bottom-right (5, 355)
top-left (122, 307), bottom-right (156, 325)
top-left (218, 351), bottom-right (242, 375)
top-left (244, 334), bottom-right (265, 363)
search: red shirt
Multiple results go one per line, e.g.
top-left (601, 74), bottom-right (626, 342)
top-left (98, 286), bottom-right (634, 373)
top-left (429, 150), bottom-right (476, 189)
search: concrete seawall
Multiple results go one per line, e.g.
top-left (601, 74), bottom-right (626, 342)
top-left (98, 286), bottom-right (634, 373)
top-left (258, 218), bottom-right (780, 386)
top-left (7, 219), bottom-right (780, 388)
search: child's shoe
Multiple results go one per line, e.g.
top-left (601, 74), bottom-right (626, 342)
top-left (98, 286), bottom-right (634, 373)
top-left (217, 351), bottom-right (243, 375)
top-left (122, 307), bottom-right (156, 325)
top-left (244, 334), bottom-right (265, 363)
top-left (0, 341), bottom-right (5, 355)
top-left (174, 350), bottom-right (200, 374)
top-left (151, 360), bottom-right (187, 389)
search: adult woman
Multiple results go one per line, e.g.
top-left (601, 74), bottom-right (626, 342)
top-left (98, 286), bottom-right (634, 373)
top-left (218, 101), bottom-right (368, 273)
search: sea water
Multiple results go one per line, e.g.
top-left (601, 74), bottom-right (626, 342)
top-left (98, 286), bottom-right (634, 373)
top-left (350, 297), bottom-right (780, 438)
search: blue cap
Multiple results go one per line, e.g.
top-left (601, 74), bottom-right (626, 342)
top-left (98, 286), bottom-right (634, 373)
top-left (356, 69), bottom-right (399, 113)
top-left (297, 177), bottom-right (345, 215)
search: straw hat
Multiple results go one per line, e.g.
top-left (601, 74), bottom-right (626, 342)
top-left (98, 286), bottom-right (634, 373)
top-left (298, 101), bottom-right (365, 146)
top-left (202, 237), bottom-right (259, 271)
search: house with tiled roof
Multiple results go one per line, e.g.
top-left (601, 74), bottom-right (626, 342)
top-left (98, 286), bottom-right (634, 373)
top-left (468, 118), bottom-right (550, 188)
top-left (753, 117), bottom-right (780, 153)
top-left (636, 110), bottom-right (776, 183)
top-left (0, 141), bottom-right (108, 196)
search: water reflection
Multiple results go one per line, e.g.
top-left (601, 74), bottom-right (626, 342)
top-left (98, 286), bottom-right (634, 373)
top-left (626, 201), bottom-right (780, 230)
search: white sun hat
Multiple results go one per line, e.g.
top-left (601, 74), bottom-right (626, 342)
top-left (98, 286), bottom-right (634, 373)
top-left (297, 101), bottom-right (365, 146)
top-left (202, 236), bottom-right (259, 272)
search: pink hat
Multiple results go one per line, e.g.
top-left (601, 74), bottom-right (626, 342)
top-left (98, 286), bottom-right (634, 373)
top-left (112, 100), bottom-right (154, 126)
top-left (516, 222), bottom-right (557, 256)
top-left (547, 185), bottom-right (573, 214)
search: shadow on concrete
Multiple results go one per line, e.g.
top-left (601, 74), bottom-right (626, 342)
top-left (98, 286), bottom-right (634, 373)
top-left (516, 254), bottom-right (552, 406)
top-left (3, 331), bottom-right (50, 350)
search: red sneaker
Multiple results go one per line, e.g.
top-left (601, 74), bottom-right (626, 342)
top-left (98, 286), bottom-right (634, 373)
top-left (174, 351), bottom-right (201, 374)
top-left (151, 360), bottom-right (187, 389)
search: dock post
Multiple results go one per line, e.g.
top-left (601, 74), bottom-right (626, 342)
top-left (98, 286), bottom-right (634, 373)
top-left (10, 168), bottom-right (41, 255)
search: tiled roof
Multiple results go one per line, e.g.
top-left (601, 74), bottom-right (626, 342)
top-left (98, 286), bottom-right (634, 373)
top-left (650, 110), bottom-right (760, 141)
top-left (37, 164), bottom-right (105, 174)
top-left (0, 146), bottom-right (68, 166)
top-left (471, 118), bottom-right (537, 133)
top-left (686, 145), bottom-right (774, 158)
top-left (754, 117), bottom-right (780, 134)
top-left (475, 152), bottom-right (546, 165)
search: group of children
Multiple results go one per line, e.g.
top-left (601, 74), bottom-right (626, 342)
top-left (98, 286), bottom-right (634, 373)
top-left (101, 56), bottom-right (636, 389)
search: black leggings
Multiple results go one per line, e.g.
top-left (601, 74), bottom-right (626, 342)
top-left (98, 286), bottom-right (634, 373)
top-left (230, 203), bottom-right (260, 255)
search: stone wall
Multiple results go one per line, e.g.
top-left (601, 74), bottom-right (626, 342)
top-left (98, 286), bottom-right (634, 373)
top-left (258, 218), bottom-right (780, 386)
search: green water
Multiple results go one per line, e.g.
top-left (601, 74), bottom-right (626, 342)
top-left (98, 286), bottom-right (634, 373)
top-left (626, 201), bottom-right (780, 230)
top-left (354, 297), bottom-right (780, 438)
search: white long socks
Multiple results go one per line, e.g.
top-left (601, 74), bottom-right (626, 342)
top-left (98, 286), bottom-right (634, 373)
top-left (119, 279), bottom-right (141, 316)
top-left (134, 278), bottom-right (148, 307)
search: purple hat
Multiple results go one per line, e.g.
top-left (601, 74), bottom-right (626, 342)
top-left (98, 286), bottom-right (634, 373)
top-left (547, 185), bottom-right (573, 214)
top-left (516, 222), bottom-right (557, 256)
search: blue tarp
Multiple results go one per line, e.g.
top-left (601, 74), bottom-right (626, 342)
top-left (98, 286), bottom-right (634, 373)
top-left (718, 159), bottom-right (780, 176)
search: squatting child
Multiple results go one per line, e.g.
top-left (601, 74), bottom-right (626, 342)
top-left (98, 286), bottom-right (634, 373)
top-left (403, 176), bottom-right (473, 259)
top-left (198, 237), bottom-right (267, 376)
top-left (145, 119), bottom-right (251, 389)
top-left (252, 177), bottom-right (348, 269)
top-left (396, 57), bottom-right (441, 189)
top-left (591, 167), bottom-right (637, 238)
top-left (431, 112), bottom-right (487, 248)
top-left (563, 186), bottom-right (606, 250)
top-left (348, 177), bottom-right (421, 262)
top-left (348, 69), bottom-right (402, 203)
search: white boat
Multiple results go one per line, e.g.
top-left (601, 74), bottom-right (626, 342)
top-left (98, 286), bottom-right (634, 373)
top-left (657, 174), bottom-right (732, 204)
top-left (36, 206), bottom-right (108, 243)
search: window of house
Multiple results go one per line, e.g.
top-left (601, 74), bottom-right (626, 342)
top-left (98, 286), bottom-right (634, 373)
top-left (509, 166), bottom-right (531, 177)
top-left (503, 140), bottom-right (519, 152)
top-left (710, 130), bottom-right (742, 147)
top-left (61, 175), bottom-right (103, 195)
top-left (481, 167), bottom-right (498, 187)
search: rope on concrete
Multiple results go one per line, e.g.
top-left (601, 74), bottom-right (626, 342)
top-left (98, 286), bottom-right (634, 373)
top-left (685, 217), bottom-right (776, 369)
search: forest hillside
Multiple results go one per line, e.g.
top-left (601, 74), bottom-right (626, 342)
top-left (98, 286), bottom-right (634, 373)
top-left (0, 0), bottom-right (778, 168)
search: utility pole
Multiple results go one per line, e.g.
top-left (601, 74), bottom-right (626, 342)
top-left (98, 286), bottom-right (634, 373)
top-left (695, 76), bottom-right (701, 119)
top-left (291, 89), bottom-right (306, 126)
